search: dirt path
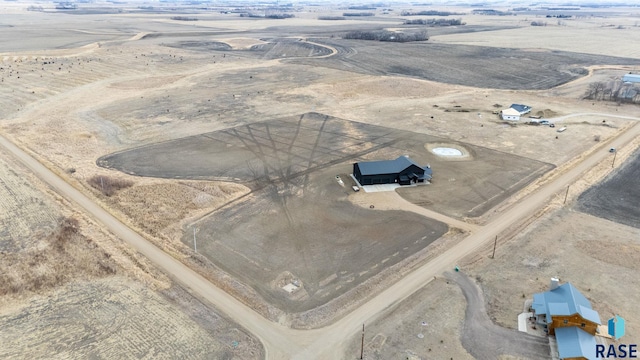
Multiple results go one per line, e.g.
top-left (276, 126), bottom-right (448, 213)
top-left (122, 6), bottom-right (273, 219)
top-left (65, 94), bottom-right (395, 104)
top-left (301, 38), bottom-right (338, 59)
top-left (2, 115), bottom-right (639, 360)
top-left (350, 191), bottom-right (479, 232)
top-left (447, 271), bottom-right (550, 359)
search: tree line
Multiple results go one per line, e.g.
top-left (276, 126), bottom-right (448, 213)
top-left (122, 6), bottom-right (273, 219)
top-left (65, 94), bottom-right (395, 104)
top-left (343, 12), bottom-right (374, 16)
top-left (401, 10), bottom-right (462, 16)
top-left (404, 18), bottom-right (465, 26)
top-left (318, 16), bottom-right (345, 20)
top-left (240, 13), bottom-right (294, 19)
top-left (343, 30), bottom-right (428, 42)
top-left (584, 80), bottom-right (640, 104)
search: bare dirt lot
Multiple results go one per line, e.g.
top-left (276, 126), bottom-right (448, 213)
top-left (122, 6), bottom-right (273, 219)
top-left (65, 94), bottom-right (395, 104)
top-left (98, 112), bottom-right (553, 219)
top-left (95, 111), bottom-right (551, 313)
top-left (577, 147), bottom-right (640, 229)
top-left (190, 165), bottom-right (448, 312)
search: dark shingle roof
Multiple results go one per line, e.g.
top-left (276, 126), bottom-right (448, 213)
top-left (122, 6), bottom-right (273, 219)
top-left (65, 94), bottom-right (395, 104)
top-left (510, 104), bottom-right (531, 113)
top-left (357, 156), bottom-right (422, 175)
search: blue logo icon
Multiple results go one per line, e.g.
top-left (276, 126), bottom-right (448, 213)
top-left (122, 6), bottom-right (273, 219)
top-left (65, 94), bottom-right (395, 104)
top-left (609, 315), bottom-right (626, 340)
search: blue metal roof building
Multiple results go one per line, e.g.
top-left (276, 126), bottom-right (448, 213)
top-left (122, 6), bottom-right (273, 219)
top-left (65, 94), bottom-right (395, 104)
top-left (532, 281), bottom-right (601, 360)
top-left (353, 156), bottom-right (432, 186)
top-left (532, 283), bottom-right (601, 328)
top-left (555, 327), bottom-right (597, 360)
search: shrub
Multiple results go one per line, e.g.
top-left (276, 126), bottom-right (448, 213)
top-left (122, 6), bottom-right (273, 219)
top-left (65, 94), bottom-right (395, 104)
top-left (88, 175), bottom-right (134, 196)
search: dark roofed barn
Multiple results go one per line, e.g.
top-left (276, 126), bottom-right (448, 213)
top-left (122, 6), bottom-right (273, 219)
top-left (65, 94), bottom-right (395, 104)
top-left (353, 156), bottom-right (432, 186)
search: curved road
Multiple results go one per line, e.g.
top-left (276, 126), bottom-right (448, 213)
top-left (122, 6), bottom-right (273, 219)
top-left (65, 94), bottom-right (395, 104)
top-left (1, 114), bottom-right (639, 359)
top-left (447, 271), bottom-right (550, 359)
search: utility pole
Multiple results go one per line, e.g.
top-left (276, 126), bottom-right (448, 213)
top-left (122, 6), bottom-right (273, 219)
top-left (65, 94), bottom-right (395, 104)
top-left (612, 150), bottom-right (617, 169)
top-left (563, 185), bottom-right (570, 204)
top-left (360, 324), bottom-right (365, 360)
top-left (491, 235), bottom-right (497, 259)
top-left (100, 176), bottom-right (104, 194)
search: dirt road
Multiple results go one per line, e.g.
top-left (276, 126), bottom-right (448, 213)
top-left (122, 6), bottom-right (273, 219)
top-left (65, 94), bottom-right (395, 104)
top-left (548, 112), bottom-right (640, 123)
top-left (2, 116), bottom-right (638, 359)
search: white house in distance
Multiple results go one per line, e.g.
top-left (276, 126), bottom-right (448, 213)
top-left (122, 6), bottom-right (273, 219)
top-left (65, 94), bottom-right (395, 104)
top-left (501, 108), bottom-right (521, 121)
top-left (500, 103), bottom-right (532, 121)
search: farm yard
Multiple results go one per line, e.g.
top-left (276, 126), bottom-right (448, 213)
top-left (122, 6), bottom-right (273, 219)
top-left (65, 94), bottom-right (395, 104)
top-left (2, 2), bottom-right (640, 358)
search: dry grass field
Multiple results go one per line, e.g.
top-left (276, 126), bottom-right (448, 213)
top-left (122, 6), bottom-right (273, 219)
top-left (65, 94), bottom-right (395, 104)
top-left (0, 149), bottom-right (59, 252)
top-left (0, 149), bottom-right (263, 359)
top-left (1, 1), bottom-right (640, 357)
top-left (0, 277), bottom-right (263, 360)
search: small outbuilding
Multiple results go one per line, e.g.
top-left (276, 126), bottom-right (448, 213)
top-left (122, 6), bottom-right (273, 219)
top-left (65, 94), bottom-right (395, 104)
top-left (622, 73), bottom-right (640, 83)
top-left (353, 156), bottom-right (432, 186)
